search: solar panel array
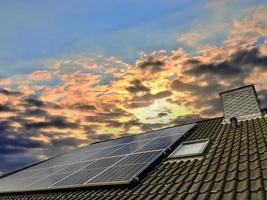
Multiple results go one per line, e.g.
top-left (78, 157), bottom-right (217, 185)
top-left (0, 123), bottom-right (195, 193)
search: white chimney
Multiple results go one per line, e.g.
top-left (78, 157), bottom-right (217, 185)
top-left (220, 85), bottom-right (262, 124)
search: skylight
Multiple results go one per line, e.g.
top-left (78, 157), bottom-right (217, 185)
top-left (170, 139), bottom-right (209, 158)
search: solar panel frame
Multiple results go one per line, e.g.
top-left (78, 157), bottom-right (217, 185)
top-left (0, 123), bottom-right (196, 193)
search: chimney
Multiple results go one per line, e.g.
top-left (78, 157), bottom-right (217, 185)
top-left (220, 85), bottom-right (262, 124)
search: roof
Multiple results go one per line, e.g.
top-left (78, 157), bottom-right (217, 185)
top-left (1, 115), bottom-right (267, 199)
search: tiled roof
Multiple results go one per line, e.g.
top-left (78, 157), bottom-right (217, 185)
top-left (1, 116), bottom-right (267, 200)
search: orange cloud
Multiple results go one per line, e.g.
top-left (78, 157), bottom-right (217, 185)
top-left (28, 70), bottom-right (53, 81)
top-left (0, 5), bottom-right (267, 167)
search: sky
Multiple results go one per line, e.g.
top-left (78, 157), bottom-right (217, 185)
top-left (0, 0), bottom-right (267, 173)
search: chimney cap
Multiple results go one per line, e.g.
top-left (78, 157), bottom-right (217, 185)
top-left (219, 84), bottom-right (257, 96)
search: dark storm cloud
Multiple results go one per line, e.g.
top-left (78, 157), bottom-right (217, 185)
top-left (137, 57), bottom-right (165, 73)
top-left (90, 133), bottom-right (113, 141)
top-left (0, 88), bottom-right (22, 96)
top-left (23, 108), bottom-right (48, 117)
top-left (171, 79), bottom-right (199, 92)
top-left (105, 120), bottom-right (122, 128)
top-left (24, 116), bottom-right (79, 129)
top-left (0, 103), bottom-right (16, 112)
top-left (157, 112), bottom-right (168, 117)
top-left (0, 154), bottom-right (38, 173)
top-left (101, 103), bottom-right (130, 114)
top-left (50, 137), bottom-right (87, 149)
top-left (8, 115), bottom-right (31, 125)
top-left (257, 90), bottom-right (267, 109)
top-left (86, 105), bottom-right (132, 123)
top-left (70, 103), bottom-right (96, 111)
top-left (170, 79), bottom-right (225, 116)
top-left (185, 48), bottom-right (267, 78)
top-left (127, 101), bottom-right (152, 108)
top-left (185, 59), bottom-right (201, 65)
top-left (140, 123), bottom-right (166, 131)
top-left (126, 79), bottom-right (150, 93)
top-left (122, 119), bottom-right (142, 129)
top-left (0, 120), bottom-right (44, 172)
top-left (83, 124), bottom-right (114, 142)
top-left (97, 116), bottom-right (168, 133)
top-left (171, 79), bottom-right (224, 95)
top-left (171, 114), bottom-right (203, 125)
top-left (198, 98), bottom-right (223, 116)
top-left (128, 90), bottom-right (172, 108)
top-left (21, 96), bottom-right (45, 107)
top-left (173, 47), bottom-right (267, 116)
top-left (138, 90), bottom-right (172, 101)
top-left (20, 96), bottom-right (62, 110)
top-left (0, 121), bottom-right (44, 151)
top-left (232, 48), bottom-right (267, 67)
top-left (86, 111), bottom-right (132, 125)
top-left (105, 118), bottom-right (146, 131)
top-left (186, 61), bottom-right (242, 77)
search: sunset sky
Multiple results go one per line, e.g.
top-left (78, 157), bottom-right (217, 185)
top-left (0, 0), bottom-right (267, 173)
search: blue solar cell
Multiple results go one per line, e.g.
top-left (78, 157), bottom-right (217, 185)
top-left (1, 176), bottom-right (43, 190)
top-left (135, 135), bottom-right (180, 152)
top-left (89, 164), bottom-right (146, 184)
top-left (115, 151), bottom-right (162, 166)
top-left (52, 168), bottom-right (105, 187)
top-left (138, 129), bottom-right (165, 140)
top-left (26, 172), bottom-right (73, 189)
top-left (57, 161), bottom-right (95, 173)
top-left (0, 123), bottom-right (196, 193)
top-left (163, 124), bottom-right (195, 137)
top-left (106, 140), bottom-right (150, 157)
top-left (83, 156), bottom-right (124, 169)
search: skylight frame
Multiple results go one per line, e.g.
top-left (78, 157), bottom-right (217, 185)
top-left (169, 139), bottom-right (209, 158)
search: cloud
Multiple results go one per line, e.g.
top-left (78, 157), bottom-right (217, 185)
top-left (0, 5), bottom-right (267, 173)
top-left (137, 90), bottom-right (172, 101)
top-left (86, 106), bottom-right (132, 123)
top-left (22, 96), bottom-right (45, 107)
top-left (0, 88), bottom-right (21, 96)
top-left (22, 108), bottom-right (48, 117)
top-left (171, 79), bottom-right (223, 95)
top-left (0, 120), bottom-right (44, 172)
top-left (136, 56), bottom-right (165, 73)
top-left (126, 79), bottom-right (150, 93)
top-left (28, 70), bottom-right (53, 81)
top-left (49, 137), bottom-right (88, 150)
top-left (157, 112), bottom-right (168, 117)
top-left (177, 32), bottom-right (202, 47)
top-left (171, 114), bottom-right (203, 125)
top-left (69, 103), bottom-right (96, 111)
top-left (257, 89), bottom-right (267, 109)
top-left (0, 103), bottom-right (16, 112)
top-left (184, 48), bottom-right (267, 84)
top-left (24, 116), bottom-right (79, 129)
top-left (90, 133), bottom-right (113, 142)
top-left (127, 90), bottom-right (172, 108)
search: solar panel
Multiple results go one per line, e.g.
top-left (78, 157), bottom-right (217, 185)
top-left (0, 123), bottom-right (196, 193)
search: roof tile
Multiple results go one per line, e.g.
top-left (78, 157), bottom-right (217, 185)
top-left (250, 190), bottom-right (264, 200)
top-left (250, 179), bottom-right (262, 192)
top-left (210, 180), bottom-right (224, 193)
top-left (2, 117), bottom-right (267, 199)
top-left (250, 168), bottom-right (261, 180)
top-left (235, 191), bottom-right (249, 200)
